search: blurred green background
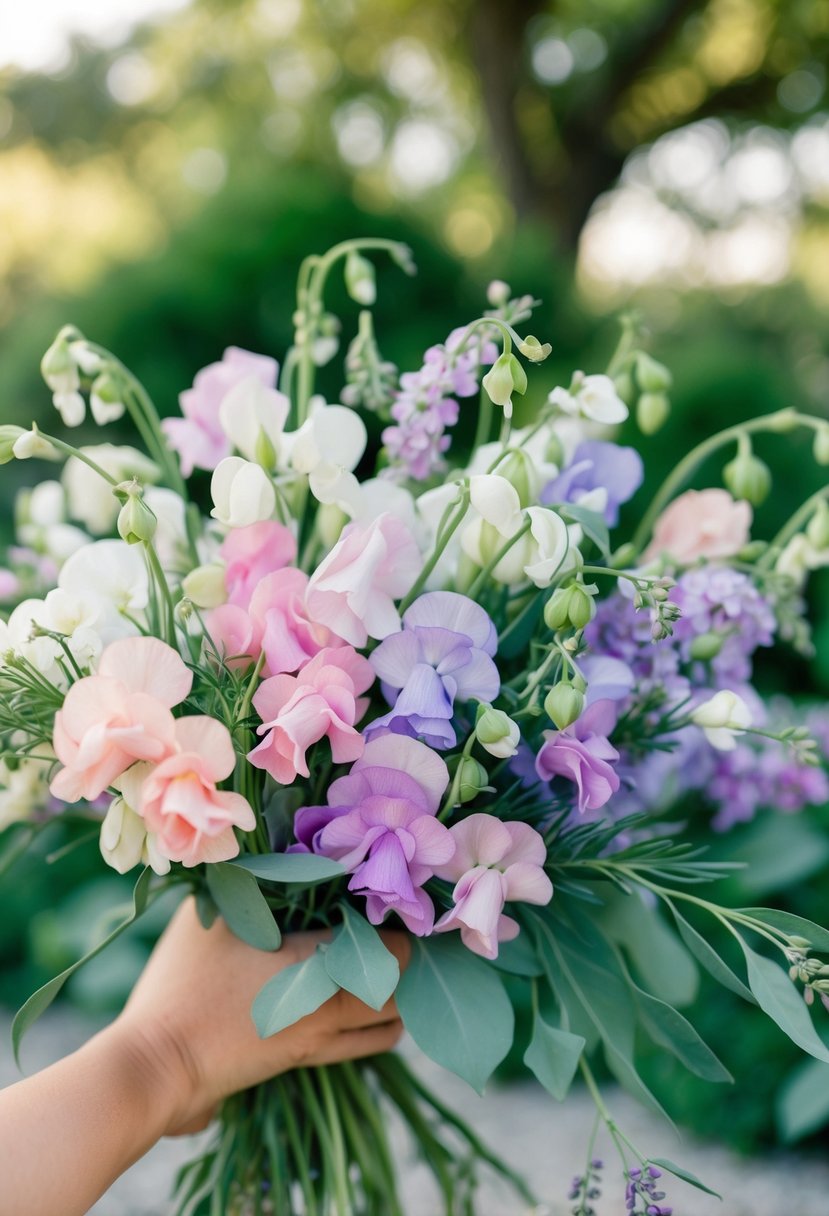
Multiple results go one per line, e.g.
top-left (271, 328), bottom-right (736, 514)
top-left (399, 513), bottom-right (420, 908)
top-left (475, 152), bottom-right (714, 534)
top-left (2, 0), bottom-right (829, 1153)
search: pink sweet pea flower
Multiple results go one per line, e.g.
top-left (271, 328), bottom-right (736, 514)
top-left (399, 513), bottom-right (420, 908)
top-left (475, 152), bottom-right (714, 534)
top-left (248, 647), bottom-right (373, 783)
top-left (50, 637), bottom-right (192, 803)
top-left (204, 603), bottom-right (258, 670)
top-left (305, 513), bottom-right (422, 647)
top-left (221, 521), bottom-right (297, 609)
top-left (298, 734), bottom-right (453, 935)
top-left (535, 699), bottom-right (620, 815)
top-left (120, 717), bottom-right (255, 867)
top-left (433, 813), bottom-right (552, 959)
top-left (162, 348), bottom-right (278, 477)
top-left (644, 488), bottom-right (751, 565)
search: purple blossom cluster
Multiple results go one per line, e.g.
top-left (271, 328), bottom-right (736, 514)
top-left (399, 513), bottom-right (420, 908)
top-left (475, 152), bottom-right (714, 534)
top-left (625, 1165), bottom-right (672, 1214)
top-left (671, 565), bottom-right (776, 686)
top-left (381, 327), bottom-right (497, 481)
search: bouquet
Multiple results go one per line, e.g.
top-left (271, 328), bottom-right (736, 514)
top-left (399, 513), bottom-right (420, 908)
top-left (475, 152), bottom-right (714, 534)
top-left (2, 237), bottom-right (829, 1216)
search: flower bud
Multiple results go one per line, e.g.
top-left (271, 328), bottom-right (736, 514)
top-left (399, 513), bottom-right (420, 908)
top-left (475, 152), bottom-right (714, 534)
top-left (41, 332), bottom-right (80, 395)
top-left (482, 352), bottom-right (526, 419)
top-left (518, 335), bottom-right (552, 363)
top-left (13, 426), bottom-right (57, 460)
top-left (723, 443), bottom-right (771, 507)
top-left (635, 352), bottom-right (672, 393)
top-left (691, 690), bottom-right (752, 749)
top-left (613, 369), bottom-right (635, 405)
top-left (182, 563), bottom-right (227, 609)
top-left (117, 491), bottom-right (158, 545)
top-left (475, 705), bottom-right (520, 758)
top-left (544, 582), bottom-right (596, 631)
top-left (487, 279), bottom-right (510, 306)
top-left (389, 242), bottom-right (416, 276)
top-left (766, 407), bottom-right (799, 433)
top-left (544, 682), bottom-right (584, 730)
top-left (497, 449), bottom-right (536, 507)
top-left (0, 426), bottom-right (26, 464)
top-left (210, 456), bottom-right (276, 528)
top-left (813, 424), bottom-right (829, 466)
top-left (88, 372), bottom-right (125, 426)
top-left (807, 500), bottom-right (829, 551)
top-left (689, 631), bottom-right (724, 661)
top-left (453, 756), bottom-right (489, 803)
top-left (636, 391), bottom-right (669, 435)
top-left (344, 250), bottom-right (377, 306)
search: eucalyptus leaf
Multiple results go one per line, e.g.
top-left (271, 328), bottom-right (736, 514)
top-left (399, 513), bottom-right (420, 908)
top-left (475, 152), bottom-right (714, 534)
top-left (559, 503), bottom-right (610, 556)
top-left (12, 867), bottom-right (153, 1065)
top-left (324, 905), bottom-right (399, 1011)
top-left (776, 1058), bottom-right (829, 1143)
top-left (742, 943), bottom-right (829, 1063)
top-left (600, 888), bottom-right (698, 1007)
top-left (253, 949), bottom-right (338, 1038)
top-left (672, 908), bottom-right (755, 1004)
top-left (523, 1015), bottom-right (585, 1101)
top-left (232, 852), bottom-right (344, 885)
top-left (396, 936), bottom-right (513, 1095)
top-left (739, 908), bottom-right (829, 955)
top-left (634, 987), bottom-right (732, 1083)
top-left (206, 862), bottom-right (281, 951)
top-left (489, 930), bottom-right (544, 977)
top-left (648, 1158), bottom-right (722, 1199)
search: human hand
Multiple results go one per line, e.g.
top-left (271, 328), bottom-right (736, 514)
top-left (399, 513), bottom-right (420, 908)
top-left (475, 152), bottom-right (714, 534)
top-left (109, 898), bottom-right (409, 1136)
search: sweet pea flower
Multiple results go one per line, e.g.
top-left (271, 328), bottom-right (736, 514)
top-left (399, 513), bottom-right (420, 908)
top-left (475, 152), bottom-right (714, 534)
top-left (0, 757), bottom-right (51, 832)
top-left (433, 814), bottom-right (553, 959)
top-left (306, 513), bottom-right (422, 647)
top-left (368, 591), bottom-right (499, 748)
top-left (644, 489), bottom-right (751, 565)
top-left (289, 401), bottom-right (368, 509)
top-left (691, 690), bottom-right (752, 751)
top-left (248, 647), bottom-right (373, 783)
top-left (163, 347), bottom-right (279, 477)
top-left (210, 457), bottom-right (276, 528)
top-left (62, 444), bottom-right (159, 535)
top-left (535, 699), bottom-right (620, 815)
top-left (218, 375), bottom-right (290, 466)
top-left (119, 717), bottom-right (255, 867)
top-left (99, 794), bottom-right (170, 876)
top-left (295, 734), bottom-right (453, 935)
top-left (221, 521), bottom-right (297, 609)
top-left (542, 440), bottom-right (644, 527)
top-left (50, 636), bottom-right (193, 803)
top-left (58, 540), bottom-right (149, 644)
top-left (549, 373), bottom-right (628, 425)
top-left (462, 477), bottom-right (573, 588)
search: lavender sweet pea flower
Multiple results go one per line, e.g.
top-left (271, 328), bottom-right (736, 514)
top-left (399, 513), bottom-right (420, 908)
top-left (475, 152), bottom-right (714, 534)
top-left (543, 441), bottom-right (643, 526)
top-left (293, 734), bottom-right (453, 935)
top-left (535, 699), bottom-right (620, 815)
top-left (367, 592), bottom-right (499, 749)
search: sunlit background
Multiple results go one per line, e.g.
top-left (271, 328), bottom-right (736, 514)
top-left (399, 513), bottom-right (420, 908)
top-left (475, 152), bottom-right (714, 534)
top-left (2, 0), bottom-right (829, 1162)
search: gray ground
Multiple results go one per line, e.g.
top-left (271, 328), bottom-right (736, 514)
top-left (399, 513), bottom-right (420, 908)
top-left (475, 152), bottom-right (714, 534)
top-left (3, 1009), bottom-right (828, 1216)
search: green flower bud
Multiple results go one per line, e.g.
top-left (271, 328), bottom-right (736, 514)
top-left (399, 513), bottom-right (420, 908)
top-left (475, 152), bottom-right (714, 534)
top-left (486, 279), bottom-right (510, 306)
top-left (40, 332), bottom-right (79, 394)
top-left (389, 242), bottom-right (417, 276)
top-left (497, 449), bottom-right (536, 507)
top-left (475, 706), bottom-right (520, 758)
top-left (543, 431), bottom-right (565, 468)
top-left (482, 351), bottom-right (527, 419)
top-left (0, 426), bottom-right (26, 464)
top-left (518, 335), bottom-right (552, 363)
top-left (544, 582), bottom-right (596, 631)
top-left (635, 352), bottom-right (672, 393)
top-left (182, 563), bottom-right (227, 609)
top-left (117, 491), bottom-right (157, 545)
top-left (723, 438), bottom-right (771, 507)
top-left (813, 424), bottom-right (829, 466)
top-left (636, 391), bottom-right (669, 435)
top-left (509, 353), bottom-right (528, 396)
top-left (766, 408), bottom-right (799, 434)
top-left (344, 250), bottom-right (376, 306)
top-left (689, 631), bottom-right (724, 661)
top-left (806, 500), bottom-right (829, 551)
top-left (736, 540), bottom-right (768, 562)
top-left (89, 371), bottom-right (126, 425)
top-left (613, 369), bottom-right (635, 405)
top-left (544, 682), bottom-right (584, 730)
top-left (454, 756), bottom-right (489, 803)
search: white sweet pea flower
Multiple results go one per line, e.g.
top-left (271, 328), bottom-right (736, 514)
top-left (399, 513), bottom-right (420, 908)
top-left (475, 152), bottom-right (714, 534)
top-left (100, 793), bottom-right (170, 876)
top-left (549, 373), bottom-right (628, 426)
top-left (692, 691), bottom-right (752, 751)
top-left (218, 375), bottom-right (290, 467)
top-left (182, 563), bottom-right (227, 608)
top-left (13, 427), bottom-right (58, 460)
top-left (290, 402), bottom-right (368, 509)
top-left (210, 456), bottom-right (276, 527)
top-left (59, 540), bottom-right (148, 642)
top-left (16, 482), bottom-right (89, 564)
top-left (63, 444), bottom-right (159, 534)
top-left (776, 534), bottom-right (829, 589)
top-left (0, 756), bottom-right (51, 831)
top-left (523, 507), bottom-right (572, 587)
top-left (469, 475), bottom-right (523, 531)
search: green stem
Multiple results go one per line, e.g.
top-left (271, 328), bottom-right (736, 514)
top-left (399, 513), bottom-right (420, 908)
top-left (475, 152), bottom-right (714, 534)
top-left (760, 483), bottom-right (829, 569)
top-left (144, 541), bottom-right (176, 645)
top-left (467, 517), bottom-right (533, 601)
top-left (34, 431), bottom-right (118, 484)
top-left (399, 488), bottom-right (469, 612)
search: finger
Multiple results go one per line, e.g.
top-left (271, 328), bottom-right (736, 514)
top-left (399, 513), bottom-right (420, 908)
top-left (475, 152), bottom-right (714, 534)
top-left (378, 929), bottom-right (411, 972)
top-left (314, 1019), bottom-right (404, 1066)
top-left (329, 988), bottom-right (403, 1030)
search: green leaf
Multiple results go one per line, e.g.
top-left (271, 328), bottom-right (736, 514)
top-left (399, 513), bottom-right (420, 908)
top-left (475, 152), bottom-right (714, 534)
top-left (253, 949), bottom-right (338, 1038)
top-left (648, 1158), bottom-right (722, 1199)
top-left (231, 852), bottom-right (344, 885)
top-left (633, 986), bottom-right (732, 1083)
top-left (739, 908), bottom-right (829, 955)
top-left (12, 867), bottom-right (153, 1065)
top-left (777, 1058), bottom-right (829, 1142)
top-left (600, 888), bottom-right (698, 1007)
top-left (715, 813), bottom-right (829, 898)
top-left (742, 943), bottom-right (829, 1063)
top-left (559, 503), bottom-right (610, 556)
top-left (672, 908), bottom-right (755, 1004)
top-left (396, 936), bottom-right (514, 1094)
top-left (489, 930), bottom-right (544, 977)
top-left (523, 1015), bottom-right (584, 1101)
top-left (194, 890), bottom-right (218, 930)
top-left (324, 905), bottom-right (399, 1011)
top-left (206, 862), bottom-right (281, 951)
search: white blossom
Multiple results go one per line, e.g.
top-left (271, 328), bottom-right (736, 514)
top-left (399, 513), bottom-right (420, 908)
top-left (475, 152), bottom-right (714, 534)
top-left (210, 457), bottom-right (276, 528)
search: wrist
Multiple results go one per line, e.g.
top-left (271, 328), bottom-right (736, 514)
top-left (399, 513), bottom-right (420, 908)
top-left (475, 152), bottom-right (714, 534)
top-left (100, 1012), bottom-right (203, 1138)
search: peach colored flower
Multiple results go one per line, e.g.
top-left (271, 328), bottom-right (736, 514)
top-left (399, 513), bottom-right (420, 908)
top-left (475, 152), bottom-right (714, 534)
top-left (120, 717), bottom-right (255, 867)
top-left (644, 489), bottom-right (751, 565)
top-left (248, 647), bottom-right (373, 783)
top-left (50, 637), bottom-right (192, 803)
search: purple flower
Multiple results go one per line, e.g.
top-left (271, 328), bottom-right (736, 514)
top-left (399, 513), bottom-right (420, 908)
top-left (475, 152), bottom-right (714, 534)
top-left (709, 737), bottom-right (829, 831)
top-left (542, 440), bottom-right (643, 526)
top-left (367, 592), bottom-right (499, 749)
top-left (671, 566), bottom-right (775, 686)
top-left (382, 327), bottom-right (497, 482)
top-left (535, 699), bottom-right (621, 815)
top-left (293, 734), bottom-right (453, 935)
